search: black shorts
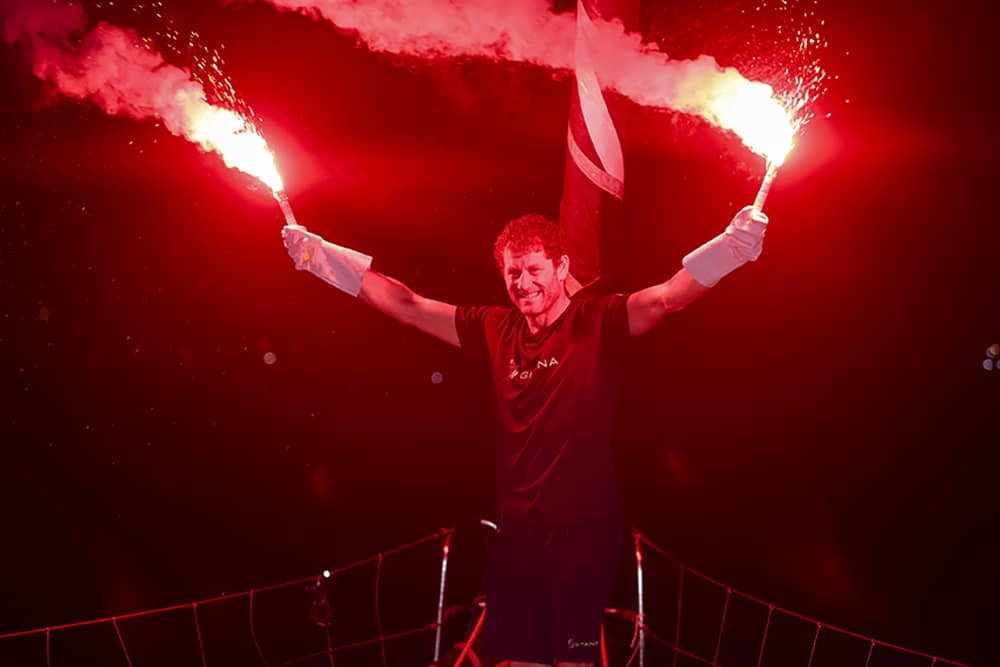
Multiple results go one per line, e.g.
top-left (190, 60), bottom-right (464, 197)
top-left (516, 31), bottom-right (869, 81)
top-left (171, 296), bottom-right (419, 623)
top-left (480, 518), bottom-right (622, 664)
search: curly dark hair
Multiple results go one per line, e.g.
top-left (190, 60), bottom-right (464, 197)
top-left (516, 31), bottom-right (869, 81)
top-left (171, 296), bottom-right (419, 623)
top-left (492, 213), bottom-right (567, 272)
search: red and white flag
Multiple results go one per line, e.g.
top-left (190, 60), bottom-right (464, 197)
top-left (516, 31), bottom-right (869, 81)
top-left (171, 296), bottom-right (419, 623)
top-left (558, 0), bottom-right (638, 293)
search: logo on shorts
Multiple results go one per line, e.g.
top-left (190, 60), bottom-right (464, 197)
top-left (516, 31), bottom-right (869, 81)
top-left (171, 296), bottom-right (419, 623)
top-left (568, 638), bottom-right (599, 650)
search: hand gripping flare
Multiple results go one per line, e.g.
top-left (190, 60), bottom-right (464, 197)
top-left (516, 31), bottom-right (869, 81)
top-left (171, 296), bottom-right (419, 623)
top-left (682, 206), bottom-right (768, 288)
top-left (282, 226), bottom-right (373, 297)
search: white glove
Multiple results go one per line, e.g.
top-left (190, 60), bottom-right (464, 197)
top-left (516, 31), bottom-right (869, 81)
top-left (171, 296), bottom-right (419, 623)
top-left (281, 225), bottom-right (373, 297)
top-left (682, 206), bottom-right (768, 288)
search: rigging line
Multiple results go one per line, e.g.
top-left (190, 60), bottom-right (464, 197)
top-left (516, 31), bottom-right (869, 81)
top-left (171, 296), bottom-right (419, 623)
top-left (0, 528), bottom-right (450, 642)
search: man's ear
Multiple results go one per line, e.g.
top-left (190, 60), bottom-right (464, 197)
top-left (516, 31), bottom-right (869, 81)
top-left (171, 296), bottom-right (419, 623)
top-left (556, 254), bottom-right (570, 281)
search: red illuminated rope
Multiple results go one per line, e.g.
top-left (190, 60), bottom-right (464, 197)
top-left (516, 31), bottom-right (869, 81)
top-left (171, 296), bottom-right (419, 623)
top-left (635, 533), bottom-right (973, 667)
top-left (622, 637), bottom-right (640, 667)
top-left (806, 622), bottom-right (820, 667)
top-left (2, 528), bottom-right (453, 667)
top-left (756, 604), bottom-right (773, 667)
top-left (193, 603), bottom-right (208, 667)
top-left (324, 626), bottom-right (335, 667)
top-left (375, 553), bottom-right (387, 667)
top-left (0, 528), bottom-right (452, 643)
top-left (452, 605), bottom-right (486, 667)
top-left (248, 590), bottom-right (271, 666)
top-left (612, 607), bottom-right (641, 667)
top-left (272, 624), bottom-right (436, 667)
top-left (112, 618), bottom-right (134, 667)
top-left (637, 623), bottom-right (719, 667)
top-left (0, 589), bottom-right (299, 641)
top-left (712, 588), bottom-right (731, 665)
top-left (673, 564), bottom-right (684, 667)
top-left (321, 528), bottom-right (452, 579)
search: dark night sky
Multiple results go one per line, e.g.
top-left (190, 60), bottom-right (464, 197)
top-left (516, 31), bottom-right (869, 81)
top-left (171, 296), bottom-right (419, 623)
top-left (1, 1), bottom-right (997, 666)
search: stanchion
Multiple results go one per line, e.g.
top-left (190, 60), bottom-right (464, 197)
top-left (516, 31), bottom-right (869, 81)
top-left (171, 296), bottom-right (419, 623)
top-left (633, 529), bottom-right (646, 667)
top-left (433, 530), bottom-right (453, 664)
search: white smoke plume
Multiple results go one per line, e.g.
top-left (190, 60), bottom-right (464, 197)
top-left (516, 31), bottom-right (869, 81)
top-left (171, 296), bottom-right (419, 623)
top-left (1, 0), bottom-right (282, 189)
top-left (253, 0), bottom-right (794, 159)
top-left (0, 0), bottom-right (795, 165)
top-left (1, 0), bottom-right (205, 137)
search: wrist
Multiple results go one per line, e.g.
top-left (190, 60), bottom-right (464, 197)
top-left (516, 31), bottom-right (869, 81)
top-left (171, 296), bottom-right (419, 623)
top-left (682, 233), bottom-right (744, 288)
top-left (309, 239), bottom-right (372, 297)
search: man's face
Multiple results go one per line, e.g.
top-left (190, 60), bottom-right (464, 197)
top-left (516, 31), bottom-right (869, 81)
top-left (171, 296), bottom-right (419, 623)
top-left (502, 246), bottom-right (568, 317)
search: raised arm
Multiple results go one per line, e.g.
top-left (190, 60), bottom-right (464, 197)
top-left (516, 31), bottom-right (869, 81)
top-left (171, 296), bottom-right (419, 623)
top-left (626, 206), bottom-right (768, 336)
top-left (358, 271), bottom-right (459, 347)
top-left (282, 226), bottom-right (459, 347)
top-left (627, 268), bottom-right (709, 336)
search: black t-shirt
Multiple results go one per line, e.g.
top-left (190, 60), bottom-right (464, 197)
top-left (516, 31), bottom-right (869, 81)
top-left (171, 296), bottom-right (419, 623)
top-left (456, 294), bottom-right (631, 525)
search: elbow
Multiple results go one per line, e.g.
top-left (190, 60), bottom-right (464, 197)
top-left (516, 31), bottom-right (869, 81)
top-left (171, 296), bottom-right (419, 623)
top-left (660, 288), bottom-right (690, 315)
top-left (660, 295), bottom-right (683, 315)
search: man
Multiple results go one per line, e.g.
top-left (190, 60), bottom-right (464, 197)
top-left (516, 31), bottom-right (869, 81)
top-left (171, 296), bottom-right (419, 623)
top-left (282, 204), bottom-right (767, 667)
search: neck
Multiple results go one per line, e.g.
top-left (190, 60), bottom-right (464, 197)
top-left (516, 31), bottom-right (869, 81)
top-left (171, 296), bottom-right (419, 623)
top-left (524, 291), bottom-right (571, 334)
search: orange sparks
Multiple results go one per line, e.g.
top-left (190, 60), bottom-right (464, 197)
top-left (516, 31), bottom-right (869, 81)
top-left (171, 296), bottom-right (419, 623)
top-left (178, 89), bottom-right (284, 193)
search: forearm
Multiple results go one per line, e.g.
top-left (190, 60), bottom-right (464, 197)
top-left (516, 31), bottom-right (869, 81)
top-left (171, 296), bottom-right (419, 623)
top-left (282, 226), bottom-right (459, 346)
top-left (663, 268), bottom-right (711, 311)
top-left (627, 268), bottom-right (710, 336)
top-left (358, 270), bottom-right (423, 326)
top-left (358, 271), bottom-right (460, 347)
top-left (626, 207), bottom-right (768, 336)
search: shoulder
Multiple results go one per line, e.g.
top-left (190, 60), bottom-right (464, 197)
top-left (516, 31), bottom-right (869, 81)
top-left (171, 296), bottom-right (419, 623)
top-left (456, 304), bottom-right (517, 330)
top-left (571, 293), bottom-right (631, 344)
top-left (572, 293), bottom-right (629, 318)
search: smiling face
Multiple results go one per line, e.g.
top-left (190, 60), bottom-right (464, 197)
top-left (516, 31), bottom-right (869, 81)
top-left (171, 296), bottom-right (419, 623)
top-left (493, 214), bottom-right (571, 329)
top-left (502, 246), bottom-right (569, 319)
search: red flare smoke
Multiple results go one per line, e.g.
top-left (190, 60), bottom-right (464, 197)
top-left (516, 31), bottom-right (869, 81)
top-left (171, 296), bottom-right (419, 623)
top-left (255, 0), bottom-right (805, 163)
top-left (2, 0), bottom-right (283, 192)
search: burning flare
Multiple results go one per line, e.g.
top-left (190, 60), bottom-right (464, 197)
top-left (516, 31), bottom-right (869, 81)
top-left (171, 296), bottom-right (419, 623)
top-left (3, 0), bottom-right (814, 215)
top-left (180, 90), bottom-right (284, 193)
top-left (181, 97), bottom-right (300, 224)
top-left (706, 78), bottom-right (797, 166)
top-left (2, 0), bottom-right (286, 197)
